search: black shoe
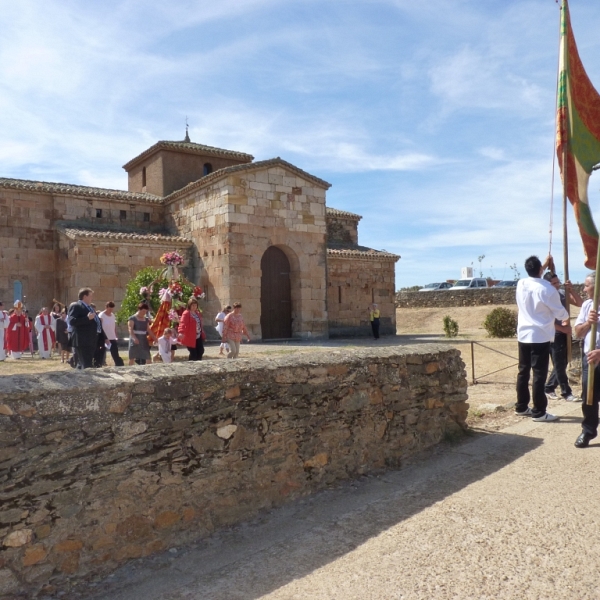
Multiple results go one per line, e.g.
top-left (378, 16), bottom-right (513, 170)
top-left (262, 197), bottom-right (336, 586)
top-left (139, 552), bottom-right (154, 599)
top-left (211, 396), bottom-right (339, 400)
top-left (575, 432), bottom-right (595, 448)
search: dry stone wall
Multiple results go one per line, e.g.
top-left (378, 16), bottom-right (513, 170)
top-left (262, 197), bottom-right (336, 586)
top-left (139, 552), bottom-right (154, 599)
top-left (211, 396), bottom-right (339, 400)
top-left (0, 347), bottom-right (467, 598)
top-left (396, 288), bottom-right (518, 308)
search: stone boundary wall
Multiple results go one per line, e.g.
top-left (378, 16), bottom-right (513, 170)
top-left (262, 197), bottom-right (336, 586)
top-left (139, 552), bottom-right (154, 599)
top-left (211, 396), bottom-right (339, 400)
top-left (396, 284), bottom-right (587, 309)
top-left (396, 288), bottom-right (517, 308)
top-left (0, 347), bottom-right (467, 598)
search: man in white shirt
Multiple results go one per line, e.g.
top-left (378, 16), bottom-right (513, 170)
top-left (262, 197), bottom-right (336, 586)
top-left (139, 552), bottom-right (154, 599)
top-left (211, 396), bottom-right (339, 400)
top-left (573, 273), bottom-right (600, 447)
top-left (515, 256), bottom-right (570, 422)
top-left (99, 301), bottom-right (124, 367)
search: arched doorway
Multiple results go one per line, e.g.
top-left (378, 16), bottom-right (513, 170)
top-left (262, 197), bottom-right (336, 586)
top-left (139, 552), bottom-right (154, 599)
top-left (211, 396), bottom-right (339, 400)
top-left (260, 246), bottom-right (292, 339)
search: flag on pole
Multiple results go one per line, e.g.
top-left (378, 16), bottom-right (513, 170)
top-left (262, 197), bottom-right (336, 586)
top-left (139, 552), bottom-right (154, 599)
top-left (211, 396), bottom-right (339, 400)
top-left (557, 0), bottom-right (600, 269)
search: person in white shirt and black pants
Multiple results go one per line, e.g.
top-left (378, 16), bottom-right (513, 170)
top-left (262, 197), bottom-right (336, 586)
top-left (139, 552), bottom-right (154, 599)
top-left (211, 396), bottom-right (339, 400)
top-left (573, 273), bottom-right (600, 447)
top-left (515, 256), bottom-right (570, 422)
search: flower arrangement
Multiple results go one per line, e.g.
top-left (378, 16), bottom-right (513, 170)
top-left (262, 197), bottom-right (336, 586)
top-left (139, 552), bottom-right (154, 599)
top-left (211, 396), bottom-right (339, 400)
top-left (139, 286), bottom-right (149, 297)
top-left (168, 308), bottom-right (180, 322)
top-left (192, 286), bottom-right (205, 299)
top-left (160, 251), bottom-right (184, 267)
top-left (169, 282), bottom-right (183, 296)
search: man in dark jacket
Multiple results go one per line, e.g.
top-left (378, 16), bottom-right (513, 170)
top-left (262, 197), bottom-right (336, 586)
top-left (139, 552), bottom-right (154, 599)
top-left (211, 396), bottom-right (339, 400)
top-left (67, 288), bottom-right (102, 369)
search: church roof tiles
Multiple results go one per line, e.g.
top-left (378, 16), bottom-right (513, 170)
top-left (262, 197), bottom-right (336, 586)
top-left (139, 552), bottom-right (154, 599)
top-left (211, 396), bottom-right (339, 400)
top-left (327, 244), bottom-right (400, 261)
top-left (326, 207), bottom-right (362, 220)
top-left (60, 227), bottom-right (193, 245)
top-left (123, 140), bottom-right (254, 170)
top-left (0, 178), bottom-right (162, 203)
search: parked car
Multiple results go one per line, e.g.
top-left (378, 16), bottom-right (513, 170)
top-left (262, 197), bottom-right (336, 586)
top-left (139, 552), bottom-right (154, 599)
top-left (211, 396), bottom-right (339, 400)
top-left (419, 282), bottom-right (452, 292)
top-left (493, 280), bottom-right (519, 288)
top-left (449, 278), bottom-right (489, 290)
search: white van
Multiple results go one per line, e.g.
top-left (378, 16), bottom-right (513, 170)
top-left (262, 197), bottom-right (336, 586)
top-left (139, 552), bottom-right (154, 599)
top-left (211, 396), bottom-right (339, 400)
top-left (449, 278), bottom-right (489, 290)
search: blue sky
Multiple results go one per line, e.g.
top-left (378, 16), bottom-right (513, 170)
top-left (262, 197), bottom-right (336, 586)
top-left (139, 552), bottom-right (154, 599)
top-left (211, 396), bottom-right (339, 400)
top-left (2, 0), bottom-right (600, 287)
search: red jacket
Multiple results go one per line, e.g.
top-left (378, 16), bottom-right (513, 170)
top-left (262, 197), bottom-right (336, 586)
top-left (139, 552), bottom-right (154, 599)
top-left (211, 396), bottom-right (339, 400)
top-left (178, 310), bottom-right (204, 347)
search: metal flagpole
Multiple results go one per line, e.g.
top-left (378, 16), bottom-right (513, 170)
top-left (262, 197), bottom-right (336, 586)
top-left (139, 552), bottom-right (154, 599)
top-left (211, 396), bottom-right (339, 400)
top-left (562, 121), bottom-right (572, 364)
top-left (559, 0), bottom-right (572, 364)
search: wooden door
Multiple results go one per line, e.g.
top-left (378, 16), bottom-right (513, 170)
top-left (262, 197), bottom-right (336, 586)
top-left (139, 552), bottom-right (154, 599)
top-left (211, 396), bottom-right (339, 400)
top-left (260, 247), bottom-right (292, 339)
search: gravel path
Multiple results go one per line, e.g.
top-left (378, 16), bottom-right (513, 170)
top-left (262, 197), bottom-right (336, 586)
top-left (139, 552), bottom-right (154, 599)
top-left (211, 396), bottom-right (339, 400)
top-left (83, 401), bottom-right (596, 600)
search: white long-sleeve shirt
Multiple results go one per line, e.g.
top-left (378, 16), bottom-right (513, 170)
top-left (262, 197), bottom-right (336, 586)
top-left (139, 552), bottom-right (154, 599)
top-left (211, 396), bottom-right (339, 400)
top-left (516, 277), bottom-right (569, 343)
top-left (158, 335), bottom-right (173, 363)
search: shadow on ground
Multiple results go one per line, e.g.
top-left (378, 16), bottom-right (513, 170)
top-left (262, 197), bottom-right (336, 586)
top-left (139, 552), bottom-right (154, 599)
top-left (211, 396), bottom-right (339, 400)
top-left (78, 429), bottom-right (541, 600)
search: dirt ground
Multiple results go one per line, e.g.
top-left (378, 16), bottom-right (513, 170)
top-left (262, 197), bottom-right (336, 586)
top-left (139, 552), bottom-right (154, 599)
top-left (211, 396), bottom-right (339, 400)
top-left (0, 305), bottom-right (583, 433)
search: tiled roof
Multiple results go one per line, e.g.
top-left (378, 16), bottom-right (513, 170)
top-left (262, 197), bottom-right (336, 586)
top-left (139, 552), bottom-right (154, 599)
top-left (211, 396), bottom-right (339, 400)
top-left (165, 157), bottom-right (332, 202)
top-left (327, 244), bottom-right (400, 262)
top-left (0, 177), bottom-right (161, 203)
top-left (60, 227), bottom-right (193, 245)
top-left (326, 207), bottom-right (362, 220)
top-left (123, 140), bottom-right (254, 170)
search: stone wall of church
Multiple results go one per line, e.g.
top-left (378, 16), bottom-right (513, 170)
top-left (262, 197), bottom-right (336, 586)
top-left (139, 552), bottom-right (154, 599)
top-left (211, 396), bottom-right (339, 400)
top-left (327, 214), bottom-right (359, 245)
top-left (166, 166), bottom-right (329, 339)
top-left (327, 256), bottom-right (397, 337)
top-left (127, 150), bottom-right (251, 196)
top-left (56, 240), bottom-right (193, 308)
top-left (0, 186), bottom-right (164, 312)
top-left (0, 346), bottom-right (467, 598)
top-left (0, 189), bottom-right (59, 311)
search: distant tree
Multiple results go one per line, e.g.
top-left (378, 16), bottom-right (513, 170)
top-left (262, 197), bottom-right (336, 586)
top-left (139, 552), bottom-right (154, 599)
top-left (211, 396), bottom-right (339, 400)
top-left (509, 263), bottom-right (521, 280)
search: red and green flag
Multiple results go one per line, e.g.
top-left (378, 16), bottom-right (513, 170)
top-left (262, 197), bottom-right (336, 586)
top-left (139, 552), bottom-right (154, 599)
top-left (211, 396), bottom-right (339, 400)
top-left (557, 0), bottom-right (600, 269)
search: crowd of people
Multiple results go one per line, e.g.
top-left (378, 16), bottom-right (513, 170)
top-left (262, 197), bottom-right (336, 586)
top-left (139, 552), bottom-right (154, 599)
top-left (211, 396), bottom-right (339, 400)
top-left (515, 254), bottom-right (600, 448)
top-left (0, 288), bottom-right (251, 367)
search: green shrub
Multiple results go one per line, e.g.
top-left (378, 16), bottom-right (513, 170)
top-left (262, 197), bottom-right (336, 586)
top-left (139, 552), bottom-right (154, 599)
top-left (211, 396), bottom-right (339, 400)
top-left (483, 307), bottom-right (517, 338)
top-left (442, 315), bottom-right (459, 338)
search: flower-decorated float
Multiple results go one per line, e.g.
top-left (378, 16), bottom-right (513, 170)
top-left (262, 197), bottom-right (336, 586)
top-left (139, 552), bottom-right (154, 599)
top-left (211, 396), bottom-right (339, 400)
top-left (117, 251), bottom-right (205, 343)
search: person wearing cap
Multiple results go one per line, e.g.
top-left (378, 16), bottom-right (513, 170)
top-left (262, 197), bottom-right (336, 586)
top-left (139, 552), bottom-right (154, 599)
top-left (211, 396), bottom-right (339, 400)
top-left (6, 301), bottom-right (31, 359)
top-left (0, 302), bottom-right (8, 361)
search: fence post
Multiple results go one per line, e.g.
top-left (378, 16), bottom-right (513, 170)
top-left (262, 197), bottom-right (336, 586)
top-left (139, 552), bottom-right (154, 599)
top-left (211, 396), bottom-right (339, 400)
top-left (471, 341), bottom-right (476, 385)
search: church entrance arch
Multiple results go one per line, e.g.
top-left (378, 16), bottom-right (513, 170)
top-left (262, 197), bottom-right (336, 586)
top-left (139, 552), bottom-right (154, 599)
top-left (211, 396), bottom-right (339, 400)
top-left (260, 246), bottom-right (292, 339)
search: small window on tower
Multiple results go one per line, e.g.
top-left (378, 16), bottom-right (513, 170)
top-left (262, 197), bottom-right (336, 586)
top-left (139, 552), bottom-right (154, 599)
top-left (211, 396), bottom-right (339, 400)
top-left (203, 163), bottom-right (213, 176)
top-left (143, 212), bottom-right (150, 222)
top-left (142, 167), bottom-right (147, 188)
top-left (120, 210), bottom-right (127, 220)
top-left (96, 209), bottom-right (102, 218)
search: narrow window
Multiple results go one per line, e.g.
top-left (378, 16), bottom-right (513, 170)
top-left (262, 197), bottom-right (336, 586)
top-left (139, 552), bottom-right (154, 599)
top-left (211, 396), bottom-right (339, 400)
top-left (120, 210), bottom-right (126, 220)
top-left (372, 288), bottom-right (375, 303)
top-left (203, 163), bottom-right (213, 176)
top-left (143, 212), bottom-right (150, 222)
top-left (13, 281), bottom-right (22, 304)
top-left (142, 167), bottom-right (147, 188)
top-left (338, 286), bottom-right (342, 304)
top-left (96, 209), bottom-right (102, 218)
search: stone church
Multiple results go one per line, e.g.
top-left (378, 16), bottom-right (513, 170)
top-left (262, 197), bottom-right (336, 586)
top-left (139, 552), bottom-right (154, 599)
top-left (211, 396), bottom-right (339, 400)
top-left (0, 135), bottom-right (399, 338)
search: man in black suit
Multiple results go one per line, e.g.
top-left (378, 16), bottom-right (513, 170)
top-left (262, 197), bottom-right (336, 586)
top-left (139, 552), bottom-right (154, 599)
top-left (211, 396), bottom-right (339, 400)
top-left (67, 288), bottom-right (102, 369)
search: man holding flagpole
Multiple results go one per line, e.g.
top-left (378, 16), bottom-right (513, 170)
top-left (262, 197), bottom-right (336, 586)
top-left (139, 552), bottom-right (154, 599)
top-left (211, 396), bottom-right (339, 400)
top-left (515, 256), bottom-right (570, 422)
top-left (556, 0), bottom-right (600, 442)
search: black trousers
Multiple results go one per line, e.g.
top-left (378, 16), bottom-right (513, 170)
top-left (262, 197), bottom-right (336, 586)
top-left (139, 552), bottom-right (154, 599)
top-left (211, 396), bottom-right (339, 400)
top-left (186, 337), bottom-right (204, 361)
top-left (371, 318), bottom-right (380, 339)
top-left (516, 341), bottom-right (550, 418)
top-left (106, 340), bottom-right (124, 367)
top-left (580, 355), bottom-right (600, 438)
top-left (545, 332), bottom-right (572, 397)
top-left (76, 339), bottom-right (98, 369)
